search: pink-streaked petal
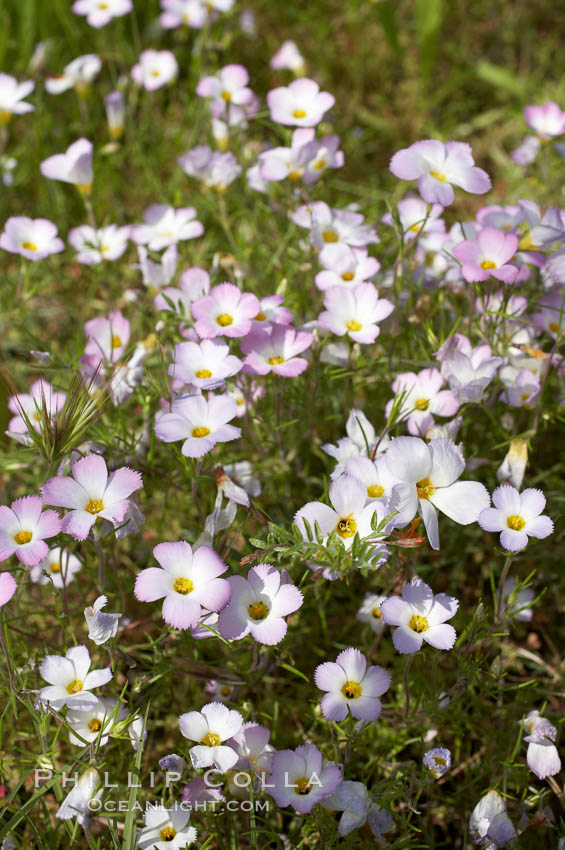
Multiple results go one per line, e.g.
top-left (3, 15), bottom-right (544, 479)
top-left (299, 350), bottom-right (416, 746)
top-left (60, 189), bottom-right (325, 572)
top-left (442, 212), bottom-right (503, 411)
top-left (0, 572), bottom-right (17, 606)
top-left (153, 541), bottom-right (192, 574)
top-left (42, 476), bottom-right (88, 510)
top-left (61, 510), bottom-right (96, 541)
top-left (134, 567), bottom-right (170, 602)
top-left (35, 510), bottom-right (62, 539)
top-left (16, 539), bottom-right (48, 566)
top-left (162, 593), bottom-right (201, 630)
top-left (103, 468), bottom-right (142, 505)
top-left (72, 454), bottom-right (108, 499)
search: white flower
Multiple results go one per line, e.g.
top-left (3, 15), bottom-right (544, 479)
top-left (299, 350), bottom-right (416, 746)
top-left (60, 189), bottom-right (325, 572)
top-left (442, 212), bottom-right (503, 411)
top-left (129, 715), bottom-right (148, 752)
top-left (469, 790), bottom-right (517, 847)
top-left (56, 768), bottom-right (102, 827)
top-left (30, 547), bottom-right (82, 588)
top-left (69, 224), bottom-right (130, 264)
top-left (45, 55), bottom-right (102, 95)
top-left (322, 781), bottom-right (393, 838)
top-left (66, 697), bottom-right (126, 746)
top-left (0, 74), bottom-right (34, 121)
top-left (84, 595), bottom-right (121, 645)
top-left (356, 593), bottom-right (387, 634)
top-left (179, 702), bottom-right (243, 772)
top-left (522, 711), bottom-right (561, 780)
top-left (500, 577), bottom-right (535, 622)
top-left (423, 747), bottom-right (451, 778)
top-left (137, 803), bottom-right (197, 850)
top-left (38, 645), bottom-right (112, 711)
top-left (40, 138), bottom-right (93, 194)
top-left (131, 204), bottom-right (203, 251)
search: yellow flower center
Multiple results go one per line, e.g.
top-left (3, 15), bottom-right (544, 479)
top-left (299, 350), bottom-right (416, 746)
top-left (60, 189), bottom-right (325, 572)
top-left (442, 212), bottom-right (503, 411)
top-left (221, 90), bottom-right (232, 102)
top-left (248, 601), bottom-right (269, 620)
top-left (22, 241), bottom-right (37, 251)
top-left (372, 607), bottom-right (382, 618)
top-left (518, 234), bottom-right (534, 251)
top-left (367, 484), bottom-right (384, 498)
top-left (160, 827), bottom-right (176, 842)
top-left (67, 679), bottom-right (83, 694)
top-left (549, 322), bottom-right (559, 332)
top-left (416, 478), bottom-right (435, 500)
top-left (322, 229), bottom-right (339, 243)
top-left (254, 311), bottom-right (266, 321)
top-left (410, 223), bottom-right (422, 233)
top-left (409, 615), bottom-right (429, 633)
top-left (314, 159), bottom-right (327, 170)
top-left (202, 732), bottom-right (222, 747)
top-left (292, 109), bottom-right (307, 119)
top-left (151, 70), bottom-right (161, 77)
top-left (85, 499), bottom-right (104, 514)
top-left (341, 680), bottom-right (362, 700)
top-left (268, 356), bottom-right (285, 365)
top-left (414, 397), bottom-right (429, 410)
top-left (506, 515), bottom-right (525, 531)
top-left (173, 577), bottom-right (194, 595)
top-left (217, 313), bottom-right (233, 326)
top-left (294, 776), bottom-right (312, 795)
top-left (77, 182), bottom-right (92, 197)
top-left (341, 271), bottom-right (354, 281)
top-left (336, 515), bottom-right (357, 538)
top-left (433, 756), bottom-right (447, 767)
top-left (288, 170), bottom-right (302, 180)
top-left (111, 335), bottom-right (122, 349)
top-left (346, 320), bottom-right (362, 332)
top-left (0, 111), bottom-right (12, 125)
top-left (14, 530), bottom-right (32, 545)
top-left (99, 1), bottom-right (109, 7)
top-left (195, 369), bottom-right (213, 379)
top-left (480, 260), bottom-right (497, 270)
top-left (429, 170), bottom-right (446, 182)
top-left (50, 562), bottom-right (61, 573)
top-left (88, 718), bottom-right (102, 732)
top-left (192, 426), bottom-right (211, 438)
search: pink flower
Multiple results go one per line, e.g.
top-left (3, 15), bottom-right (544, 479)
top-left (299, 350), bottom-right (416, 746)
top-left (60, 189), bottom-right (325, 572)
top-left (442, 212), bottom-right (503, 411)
top-left (315, 245), bottom-right (380, 290)
top-left (42, 454), bottom-right (142, 541)
top-left (40, 138), bottom-right (93, 194)
top-left (131, 50), bottom-right (178, 91)
top-left (389, 140), bottom-right (491, 206)
top-left (267, 78), bottom-right (335, 127)
top-left (154, 266), bottom-right (210, 314)
top-left (385, 368), bottom-right (459, 437)
top-left (252, 294), bottom-right (293, 326)
top-left (130, 204), bottom-right (203, 251)
top-left (80, 310), bottom-right (130, 370)
top-left (524, 102), bottom-right (565, 140)
top-left (258, 129), bottom-right (343, 184)
top-left (381, 197), bottom-right (445, 240)
top-left (160, 0), bottom-right (208, 30)
top-left (196, 65), bottom-right (254, 115)
top-left (218, 564), bottom-right (303, 645)
top-left (135, 541), bottom-right (231, 630)
top-left (170, 339), bottom-right (242, 389)
top-left (72, 0), bottom-right (132, 27)
top-left (478, 486), bottom-right (553, 552)
top-left (314, 648), bottom-right (390, 722)
top-left (452, 227), bottom-right (519, 283)
top-left (380, 578), bottom-right (458, 654)
top-left (0, 216), bottom-right (64, 260)
top-left (270, 40), bottom-right (305, 72)
top-left (191, 283), bottom-right (260, 339)
top-left (227, 722), bottom-right (276, 773)
top-left (0, 572), bottom-right (17, 606)
top-left (318, 283), bottom-right (393, 344)
top-left (0, 496), bottom-right (61, 566)
top-left (7, 379), bottom-right (66, 439)
top-left (155, 394), bottom-right (241, 458)
top-left (269, 744), bottom-right (342, 814)
top-left (292, 201), bottom-right (378, 249)
top-left (241, 324), bottom-right (313, 377)
top-left (178, 146), bottom-right (242, 190)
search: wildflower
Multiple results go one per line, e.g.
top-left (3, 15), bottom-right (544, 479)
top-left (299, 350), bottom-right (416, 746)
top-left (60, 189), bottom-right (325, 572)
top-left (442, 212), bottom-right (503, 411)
top-left (136, 244), bottom-right (177, 292)
top-left (385, 368), bottom-right (459, 437)
top-left (84, 595), bottom-right (121, 644)
top-left (436, 336), bottom-right (503, 403)
top-left (42, 453), bottom-right (142, 541)
top-left (218, 563), bottom-right (303, 645)
top-left (0, 73), bottom-right (34, 122)
top-left (227, 722), bottom-right (276, 774)
top-left (469, 790), bottom-right (517, 847)
top-left (196, 64), bottom-right (254, 116)
top-left (30, 547), bottom-right (82, 587)
top-left (478, 486), bottom-right (553, 552)
top-left (56, 768), bottom-right (102, 827)
top-left (66, 697), bottom-right (125, 746)
top-left (169, 339), bottom-right (242, 390)
top-left (182, 778), bottom-right (225, 807)
top-left (223, 461), bottom-right (261, 498)
top-left (423, 747), bottom-right (451, 778)
top-left (511, 135), bottom-right (541, 165)
top-left (251, 294), bottom-right (293, 325)
top-left (73, 0), bottom-right (132, 27)
top-left (452, 227), bottom-right (519, 284)
top-left (292, 201), bottom-right (379, 249)
top-left (80, 310), bottom-right (130, 370)
top-left (259, 129), bottom-right (343, 184)
top-left (154, 266), bottom-right (210, 314)
top-left (191, 283), bottom-right (260, 339)
top-left (270, 40), bottom-right (305, 73)
top-left (382, 197), bottom-right (445, 239)
top-left (241, 324), bottom-right (313, 377)
top-left (38, 645), bottom-right (112, 711)
top-left (131, 50), bottom-right (178, 90)
top-left (322, 781), bottom-right (394, 838)
top-left (178, 146), bottom-right (242, 190)
top-left (179, 702), bottom-right (243, 772)
top-left (315, 244), bottom-right (380, 290)
top-left (154, 394), bottom-right (241, 458)
top-left (45, 54), bottom-right (102, 95)
top-left (267, 78), bottom-right (334, 127)
top-left (7, 379), bottom-right (66, 442)
top-left (385, 436), bottom-right (489, 548)
top-left (0, 216), bottom-right (64, 260)
top-left (269, 743), bottom-right (342, 814)
top-left (0, 572), bottom-right (17, 607)
top-left (318, 283), bottom-right (394, 343)
top-left (294, 475), bottom-right (384, 551)
top-left (345, 455), bottom-right (402, 506)
top-left (160, 0), bottom-right (208, 29)
top-left (159, 754), bottom-right (187, 773)
top-left (389, 139), bottom-right (491, 205)
top-left (524, 101), bottom-right (565, 139)
top-left (129, 715), bottom-right (147, 752)
top-left (137, 804), bottom-right (197, 850)
top-left (131, 204), bottom-right (203, 251)
top-left (500, 577), bottom-right (535, 621)
top-left (0, 496), bottom-right (61, 566)
top-left (315, 647), bottom-right (390, 722)
top-left (69, 224), bottom-right (130, 264)
top-left (380, 578), bottom-right (458, 654)
top-left (356, 593), bottom-right (388, 634)
top-left (532, 290), bottom-right (565, 339)
top-left (499, 367), bottom-right (540, 410)
top-left (134, 541), bottom-right (231, 630)
top-left (518, 199), bottom-right (565, 250)
top-left (104, 90), bottom-right (125, 138)
top-left (522, 711), bottom-right (561, 779)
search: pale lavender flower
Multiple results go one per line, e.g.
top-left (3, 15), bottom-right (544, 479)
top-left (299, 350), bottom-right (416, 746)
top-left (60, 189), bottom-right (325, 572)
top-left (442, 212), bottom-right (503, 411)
top-left (478, 486), bottom-right (553, 552)
top-left (315, 647), bottom-right (390, 721)
top-left (380, 578), bottom-right (458, 654)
